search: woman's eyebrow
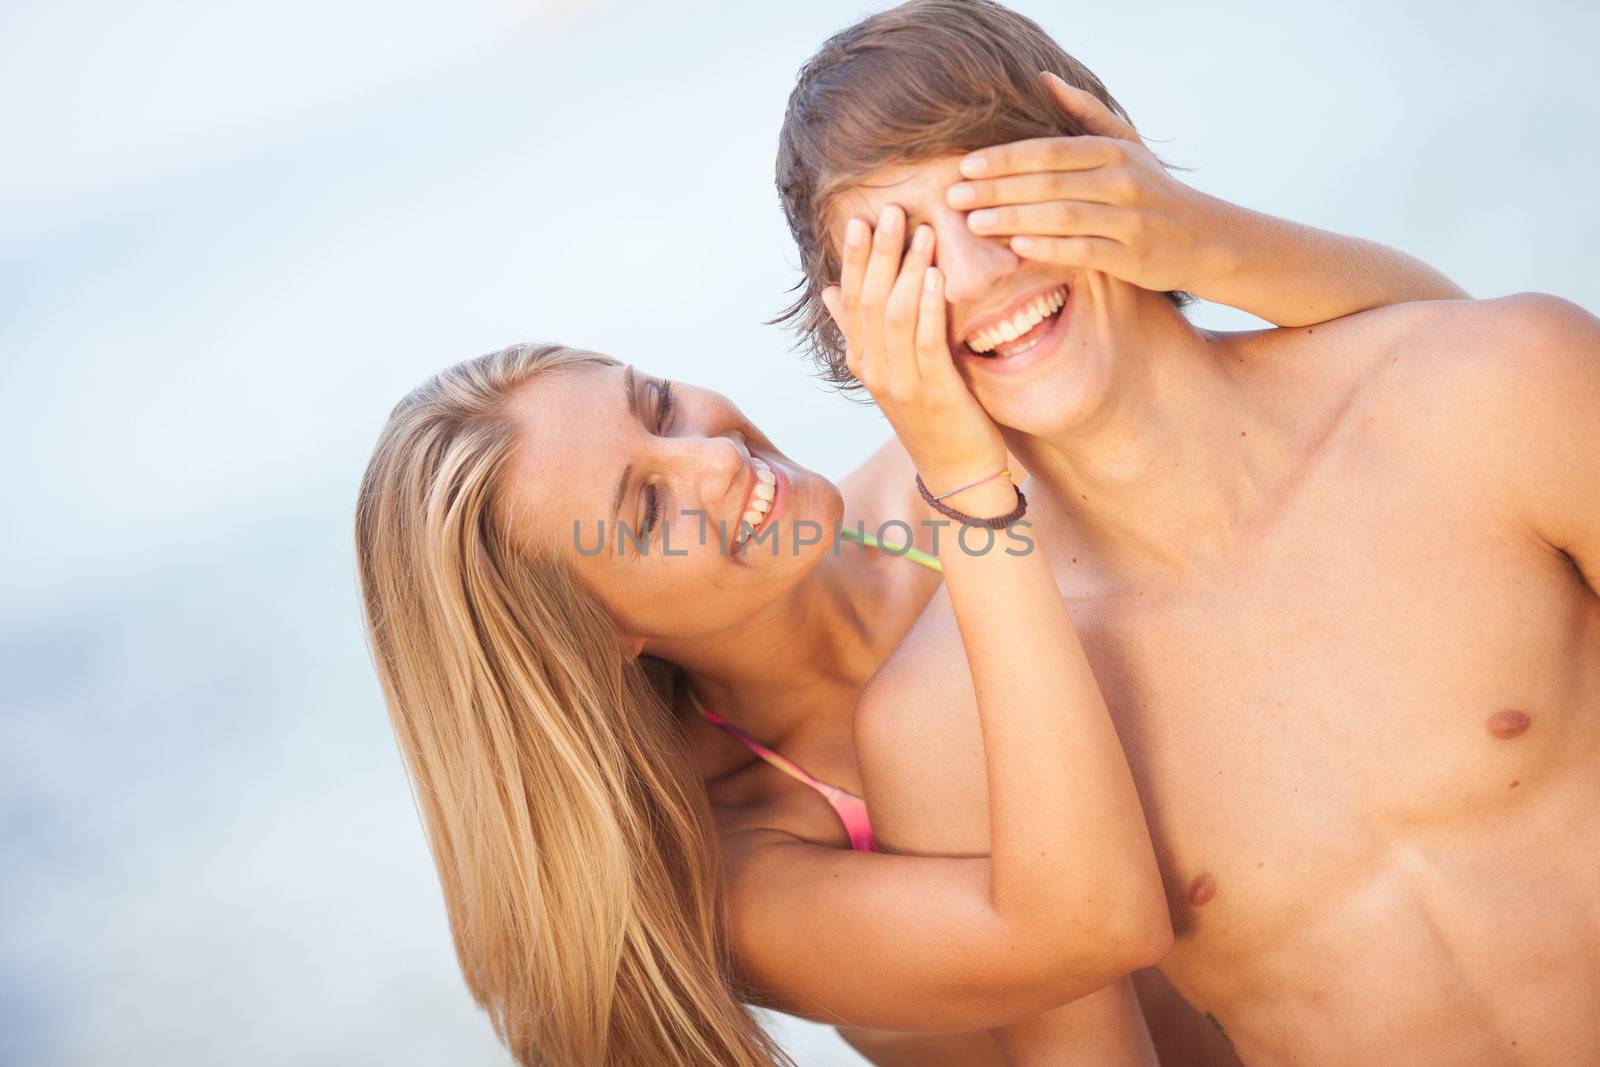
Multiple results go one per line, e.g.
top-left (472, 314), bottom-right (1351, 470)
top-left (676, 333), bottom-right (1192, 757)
top-left (623, 364), bottom-right (640, 419)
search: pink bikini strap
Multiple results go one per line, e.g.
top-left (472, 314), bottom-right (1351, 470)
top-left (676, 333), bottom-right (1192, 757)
top-left (689, 690), bottom-right (826, 791)
top-left (688, 688), bottom-right (878, 852)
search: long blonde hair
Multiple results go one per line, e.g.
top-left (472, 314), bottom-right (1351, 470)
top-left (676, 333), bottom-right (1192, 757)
top-left (354, 343), bottom-right (790, 1066)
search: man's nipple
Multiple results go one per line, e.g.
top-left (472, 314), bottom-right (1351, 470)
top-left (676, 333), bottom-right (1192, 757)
top-left (1486, 709), bottom-right (1532, 740)
top-left (1187, 872), bottom-right (1217, 907)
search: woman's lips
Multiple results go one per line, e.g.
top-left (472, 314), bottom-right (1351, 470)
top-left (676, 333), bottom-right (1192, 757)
top-left (733, 455), bottom-right (782, 558)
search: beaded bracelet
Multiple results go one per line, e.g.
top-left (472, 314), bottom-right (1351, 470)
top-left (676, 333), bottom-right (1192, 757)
top-left (915, 474), bottom-right (1028, 529)
top-left (932, 467), bottom-right (1010, 501)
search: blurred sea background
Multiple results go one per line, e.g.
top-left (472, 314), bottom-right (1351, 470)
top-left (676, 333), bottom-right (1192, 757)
top-left (3, 1), bottom-right (1597, 1064)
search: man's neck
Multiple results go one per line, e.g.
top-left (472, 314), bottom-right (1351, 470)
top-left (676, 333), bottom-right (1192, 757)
top-left (1010, 296), bottom-right (1284, 581)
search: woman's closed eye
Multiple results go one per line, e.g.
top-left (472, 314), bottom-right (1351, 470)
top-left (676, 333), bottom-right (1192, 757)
top-left (642, 482), bottom-right (664, 542)
top-left (656, 379), bottom-right (676, 429)
top-left (636, 380), bottom-right (675, 546)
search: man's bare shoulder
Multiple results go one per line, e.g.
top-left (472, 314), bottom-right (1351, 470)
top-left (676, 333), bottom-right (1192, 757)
top-left (1357, 294), bottom-right (1598, 453)
top-left (859, 584), bottom-right (968, 723)
top-left (1223, 293), bottom-right (1596, 459)
top-left (1378, 291), bottom-right (1593, 367)
top-left (858, 585), bottom-right (973, 740)
top-left (1212, 295), bottom-right (1455, 376)
top-left (837, 434), bottom-right (915, 516)
top-left (1390, 294), bottom-right (1600, 571)
top-left (1322, 294), bottom-right (1600, 586)
top-left (854, 585), bottom-right (992, 853)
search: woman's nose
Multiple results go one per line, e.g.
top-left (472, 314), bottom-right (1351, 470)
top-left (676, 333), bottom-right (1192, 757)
top-left (657, 433), bottom-right (745, 502)
top-left (930, 203), bottom-right (1020, 307)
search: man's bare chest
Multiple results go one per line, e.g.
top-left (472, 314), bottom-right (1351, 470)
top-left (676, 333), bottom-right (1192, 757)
top-left (1061, 472), bottom-right (1598, 951)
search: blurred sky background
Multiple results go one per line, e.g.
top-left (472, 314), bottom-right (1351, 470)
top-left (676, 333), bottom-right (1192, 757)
top-left (3, 0), bottom-right (1597, 1064)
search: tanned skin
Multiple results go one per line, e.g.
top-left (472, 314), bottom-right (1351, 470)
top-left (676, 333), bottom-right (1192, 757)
top-left (859, 288), bottom-right (1600, 1065)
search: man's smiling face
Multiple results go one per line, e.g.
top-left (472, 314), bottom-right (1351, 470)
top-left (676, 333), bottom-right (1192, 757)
top-left (827, 153), bottom-right (1126, 440)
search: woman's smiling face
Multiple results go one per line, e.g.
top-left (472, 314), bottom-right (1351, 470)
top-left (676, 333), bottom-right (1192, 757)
top-left (497, 361), bottom-right (844, 651)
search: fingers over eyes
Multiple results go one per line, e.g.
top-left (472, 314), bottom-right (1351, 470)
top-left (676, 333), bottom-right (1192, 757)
top-left (883, 225), bottom-right (935, 387)
top-left (968, 201), bottom-right (1127, 240)
top-left (839, 217), bottom-right (870, 313)
top-left (914, 266), bottom-right (953, 385)
top-left (961, 135), bottom-right (1125, 180)
top-left (949, 168), bottom-right (1133, 211)
top-left (859, 207), bottom-right (905, 321)
top-left (1010, 234), bottom-right (1128, 274)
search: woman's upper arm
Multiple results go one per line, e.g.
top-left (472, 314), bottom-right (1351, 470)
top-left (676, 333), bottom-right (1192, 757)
top-left (722, 830), bottom-right (1109, 1033)
top-left (723, 630), bottom-right (1156, 1032)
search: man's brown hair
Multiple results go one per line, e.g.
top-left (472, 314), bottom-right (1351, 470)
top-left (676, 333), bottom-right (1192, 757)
top-left (775, 0), bottom-right (1186, 390)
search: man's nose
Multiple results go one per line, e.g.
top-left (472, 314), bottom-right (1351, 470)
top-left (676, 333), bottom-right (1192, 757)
top-left (929, 202), bottom-right (1019, 307)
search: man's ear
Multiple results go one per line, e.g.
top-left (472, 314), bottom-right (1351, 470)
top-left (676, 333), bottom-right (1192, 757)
top-left (617, 630), bottom-right (647, 660)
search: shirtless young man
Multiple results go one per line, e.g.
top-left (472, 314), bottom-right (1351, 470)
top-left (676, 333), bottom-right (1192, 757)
top-left (779, 3), bottom-right (1600, 1063)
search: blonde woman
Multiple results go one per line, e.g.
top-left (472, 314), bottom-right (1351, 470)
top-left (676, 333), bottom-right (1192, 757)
top-left (359, 341), bottom-right (1176, 1067)
top-left (354, 92), bottom-right (1466, 1067)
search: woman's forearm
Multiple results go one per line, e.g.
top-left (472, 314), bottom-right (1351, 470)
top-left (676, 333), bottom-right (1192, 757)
top-left (1194, 194), bottom-right (1468, 326)
top-left (936, 479), bottom-right (1169, 968)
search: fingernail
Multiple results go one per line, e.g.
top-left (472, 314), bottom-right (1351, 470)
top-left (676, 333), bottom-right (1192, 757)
top-left (959, 154), bottom-right (988, 177)
top-left (878, 204), bottom-right (900, 228)
top-left (912, 225), bottom-right (931, 252)
top-left (923, 267), bottom-right (939, 293)
top-left (846, 218), bottom-right (866, 246)
top-left (969, 209), bottom-right (996, 230)
top-left (1012, 235), bottom-right (1037, 254)
top-left (947, 184), bottom-right (976, 207)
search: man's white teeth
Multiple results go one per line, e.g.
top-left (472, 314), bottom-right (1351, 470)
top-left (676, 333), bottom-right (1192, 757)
top-left (753, 482), bottom-right (774, 502)
top-left (965, 286), bottom-right (1067, 354)
top-left (751, 497), bottom-right (770, 513)
top-left (742, 509), bottom-right (763, 527)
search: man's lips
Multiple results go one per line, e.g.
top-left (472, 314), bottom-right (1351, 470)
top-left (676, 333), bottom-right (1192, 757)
top-left (955, 282), bottom-right (1071, 354)
top-left (958, 282), bottom-right (1074, 375)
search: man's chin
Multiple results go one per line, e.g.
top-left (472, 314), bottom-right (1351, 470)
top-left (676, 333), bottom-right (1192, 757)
top-left (979, 362), bottom-right (1113, 441)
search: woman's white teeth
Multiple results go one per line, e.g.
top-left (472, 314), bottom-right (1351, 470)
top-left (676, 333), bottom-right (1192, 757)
top-left (735, 455), bottom-right (777, 548)
top-left (965, 286), bottom-right (1066, 354)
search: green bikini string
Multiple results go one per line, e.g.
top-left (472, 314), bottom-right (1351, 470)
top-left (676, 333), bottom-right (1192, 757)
top-left (837, 525), bottom-right (943, 573)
